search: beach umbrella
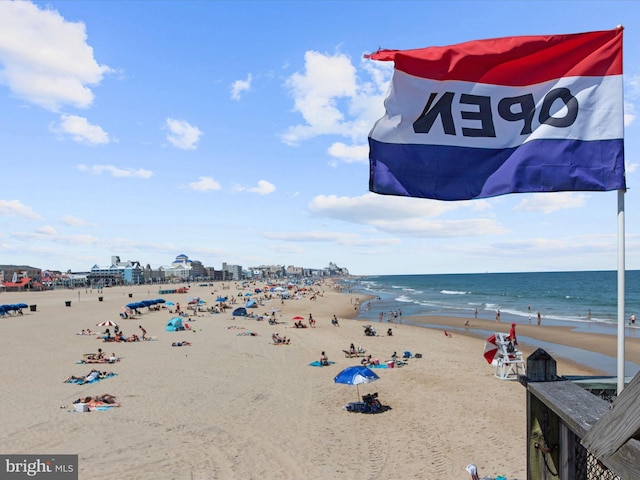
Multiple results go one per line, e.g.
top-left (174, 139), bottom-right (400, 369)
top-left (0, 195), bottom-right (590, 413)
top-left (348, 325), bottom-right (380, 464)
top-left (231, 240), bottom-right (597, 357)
top-left (334, 365), bottom-right (380, 400)
top-left (483, 334), bottom-right (498, 364)
top-left (215, 297), bottom-right (227, 302)
top-left (97, 320), bottom-right (118, 327)
top-left (155, 299), bottom-right (166, 303)
top-left (16, 303), bottom-right (28, 309)
top-left (244, 292), bottom-right (252, 296)
top-left (126, 302), bottom-right (140, 309)
top-left (165, 301), bottom-right (175, 306)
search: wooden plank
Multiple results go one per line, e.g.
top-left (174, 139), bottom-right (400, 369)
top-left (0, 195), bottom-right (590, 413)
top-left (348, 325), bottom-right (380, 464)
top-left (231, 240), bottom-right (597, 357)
top-left (527, 381), bottom-right (609, 438)
top-left (581, 372), bottom-right (640, 460)
top-left (599, 439), bottom-right (640, 480)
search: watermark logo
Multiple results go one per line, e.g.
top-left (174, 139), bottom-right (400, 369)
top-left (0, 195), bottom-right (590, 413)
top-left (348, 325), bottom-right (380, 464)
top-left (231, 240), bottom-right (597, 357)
top-left (1, 455), bottom-right (77, 479)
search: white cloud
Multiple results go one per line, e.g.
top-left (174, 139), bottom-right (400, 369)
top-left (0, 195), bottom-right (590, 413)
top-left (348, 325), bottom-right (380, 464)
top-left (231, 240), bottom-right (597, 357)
top-left (327, 142), bottom-right (368, 164)
top-left (249, 180), bottom-right (275, 195)
top-left (308, 192), bottom-right (483, 222)
top-left (306, 193), bottom-right (503, 237)
top-left (282, 51), bottom-right (389, 146)
top-left (53, 114), bottom-right (109, 145)
top-left (230, 74), bottom-right (252, 100)
top-left (0, 199), bottom-right (41, 220)
top-left (369, 217), bottom-right (507, 237)
top-left (0, 1), bottom-right (111, 111)
top-left (188, 176), bottom-right (221, 192)
top-left (234, 180), bottom-right (276, 195)
top-left (513, 192), bottom-right (588, 214)
top-left (165, 118), bottom-right (202, 150)
top-left (36, 225), bottom-right (56, 235)
top-left (76, 164), bottom-right (153, 178)
top-left (264, 230), bottom-right (399, 247)
top-left (60, 215), bottom-right (88, 226)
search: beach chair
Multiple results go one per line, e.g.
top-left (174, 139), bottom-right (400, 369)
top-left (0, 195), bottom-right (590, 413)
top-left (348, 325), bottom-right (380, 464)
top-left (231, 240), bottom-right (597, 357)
top-left (493, 332), bottom-right (525, 380)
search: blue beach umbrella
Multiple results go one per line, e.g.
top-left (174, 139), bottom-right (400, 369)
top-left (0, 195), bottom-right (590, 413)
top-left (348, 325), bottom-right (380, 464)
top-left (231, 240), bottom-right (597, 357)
top-left (155, 299), bottom-right (166, 303)
top-left (16, 303), bottom-right (28, 309)
top-left (334, 365), bottom-right (379, 400)
top-left (165, 301), bottom-right (175, 306)
top-left (215, 297), bottom-right (227, 302)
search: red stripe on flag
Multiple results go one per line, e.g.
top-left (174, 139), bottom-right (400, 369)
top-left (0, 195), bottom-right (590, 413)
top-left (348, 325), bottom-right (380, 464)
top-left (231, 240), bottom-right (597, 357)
top-left (366, 28), bottom-right (622, 86)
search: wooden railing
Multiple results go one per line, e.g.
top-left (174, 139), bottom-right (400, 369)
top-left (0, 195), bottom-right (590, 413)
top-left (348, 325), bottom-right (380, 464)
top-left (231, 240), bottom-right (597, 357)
top-left (521, 349), bottom-right (640, 480)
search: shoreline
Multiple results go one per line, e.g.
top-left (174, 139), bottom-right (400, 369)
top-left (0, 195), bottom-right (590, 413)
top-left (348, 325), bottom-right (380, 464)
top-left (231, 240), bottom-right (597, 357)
top-left (349, 290), bottom-right (640, 377)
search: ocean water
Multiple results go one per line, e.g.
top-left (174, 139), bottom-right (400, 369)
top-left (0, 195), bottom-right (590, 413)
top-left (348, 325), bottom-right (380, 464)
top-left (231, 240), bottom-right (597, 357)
top-left (349, 270), bottom-right (640, 329)
top-left (345, 271), bottom-right (640, 375)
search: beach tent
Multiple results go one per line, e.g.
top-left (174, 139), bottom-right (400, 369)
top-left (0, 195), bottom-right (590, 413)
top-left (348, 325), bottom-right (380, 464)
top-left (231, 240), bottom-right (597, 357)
top-left (166, 317), bottom-right (184, 332)
top-left (245, 299), bottom-right (257, 308)
top-left (232, 307), bottom-right (247, 317)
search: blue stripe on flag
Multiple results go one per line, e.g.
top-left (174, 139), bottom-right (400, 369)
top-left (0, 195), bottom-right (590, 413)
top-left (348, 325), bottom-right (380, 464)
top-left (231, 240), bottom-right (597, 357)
top-left (369, 138), bottom-right (625, 201)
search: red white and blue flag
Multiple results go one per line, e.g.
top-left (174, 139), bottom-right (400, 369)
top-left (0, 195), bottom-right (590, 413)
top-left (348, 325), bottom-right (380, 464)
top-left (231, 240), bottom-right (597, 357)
top-left (366, 29), bottom-right (625, 201)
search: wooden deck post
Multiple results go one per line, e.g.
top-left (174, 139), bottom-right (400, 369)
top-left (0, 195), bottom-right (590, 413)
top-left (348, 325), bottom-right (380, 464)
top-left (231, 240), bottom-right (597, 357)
top-left (523, 349), bottom-right (561, 480)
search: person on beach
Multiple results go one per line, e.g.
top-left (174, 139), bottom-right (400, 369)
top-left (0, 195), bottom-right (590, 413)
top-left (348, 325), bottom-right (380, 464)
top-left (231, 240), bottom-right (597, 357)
top-left (361, 355), bottom-right (373, 366)
top-left (331, 315), bottom-right (339, 326)
top-left (65, 369), bottom-right (103, 384)
top-left (320, 351), bottom-right (329, 366)
top-left (537, 311), bottom-right (542, 326)
top-left (509, 323), bottom-right (518, 345)
top-left (474, 308), bottom-right (478, 319)
top-left (630, 314), bottom-right (636, 325)
top-left (496, 310), bottom-right (501, 323)
top-left (139, 325), bottom-right (147, 340)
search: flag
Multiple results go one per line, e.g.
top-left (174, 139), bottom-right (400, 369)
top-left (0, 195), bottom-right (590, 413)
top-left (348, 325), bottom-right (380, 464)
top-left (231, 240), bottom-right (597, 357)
top-left (366, 28), bottom-right (625, 201)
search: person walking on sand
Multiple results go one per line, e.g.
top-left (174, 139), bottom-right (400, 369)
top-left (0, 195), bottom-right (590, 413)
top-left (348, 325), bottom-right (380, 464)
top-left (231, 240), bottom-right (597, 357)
top-left (496, 309), bottom-right (501, 323)
top-left (139, 325), bottom-right (147, 340)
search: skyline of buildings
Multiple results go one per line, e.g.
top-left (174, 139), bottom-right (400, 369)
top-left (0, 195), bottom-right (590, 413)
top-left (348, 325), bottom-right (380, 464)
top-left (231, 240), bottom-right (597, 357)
top-left (0, 255), bottom-right (349, 290)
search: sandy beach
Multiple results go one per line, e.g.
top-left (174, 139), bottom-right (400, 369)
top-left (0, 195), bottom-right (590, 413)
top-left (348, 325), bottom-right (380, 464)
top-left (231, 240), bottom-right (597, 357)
top-left (0, 281), bottom-right (629, 479)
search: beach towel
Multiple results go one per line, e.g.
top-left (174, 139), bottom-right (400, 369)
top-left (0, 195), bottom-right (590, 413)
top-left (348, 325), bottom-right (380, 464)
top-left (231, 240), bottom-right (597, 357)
top-left (308, 361), bottom-right (335, 367)
top-left (65, 373), bottom-right (117, 385)
top-left (368, 364), bottom-right (388, 369)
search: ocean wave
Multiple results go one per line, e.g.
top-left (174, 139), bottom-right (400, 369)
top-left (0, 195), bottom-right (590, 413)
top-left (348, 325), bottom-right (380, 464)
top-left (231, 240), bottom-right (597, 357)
top-left (440, 290), bottom-right (467, 295)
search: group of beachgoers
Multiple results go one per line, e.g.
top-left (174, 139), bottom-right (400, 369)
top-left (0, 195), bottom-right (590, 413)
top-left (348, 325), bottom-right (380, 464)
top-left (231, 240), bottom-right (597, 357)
top-left (100, 325), bottom-right (148, 343)
top-left (72, 394), bottom-right (120, 409)
top-left (272, 333), bottom-right (290, 344)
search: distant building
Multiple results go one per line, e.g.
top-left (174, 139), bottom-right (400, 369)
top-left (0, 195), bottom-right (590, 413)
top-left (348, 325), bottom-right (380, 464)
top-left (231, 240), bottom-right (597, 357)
top-left (222, 263), bottom-right (243, 281)
top-left (88, 258), bottom-right (143, 286)
top-left (0, 264), bottom-right (44, 290)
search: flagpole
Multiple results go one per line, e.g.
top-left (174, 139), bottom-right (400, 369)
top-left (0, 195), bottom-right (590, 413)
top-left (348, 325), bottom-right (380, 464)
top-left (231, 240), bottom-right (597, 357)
top-left (617, 189), bottom-right (626, 394)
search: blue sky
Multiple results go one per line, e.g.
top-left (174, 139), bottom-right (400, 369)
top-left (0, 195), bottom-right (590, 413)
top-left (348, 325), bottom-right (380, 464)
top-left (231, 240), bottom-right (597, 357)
top-left (1, 0), bottom-right (639, 276)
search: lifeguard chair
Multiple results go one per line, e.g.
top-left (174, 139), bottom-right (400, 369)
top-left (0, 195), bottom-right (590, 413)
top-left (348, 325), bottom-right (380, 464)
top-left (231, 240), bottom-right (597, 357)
top-left (493, 332), bottom-right (526, 380)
